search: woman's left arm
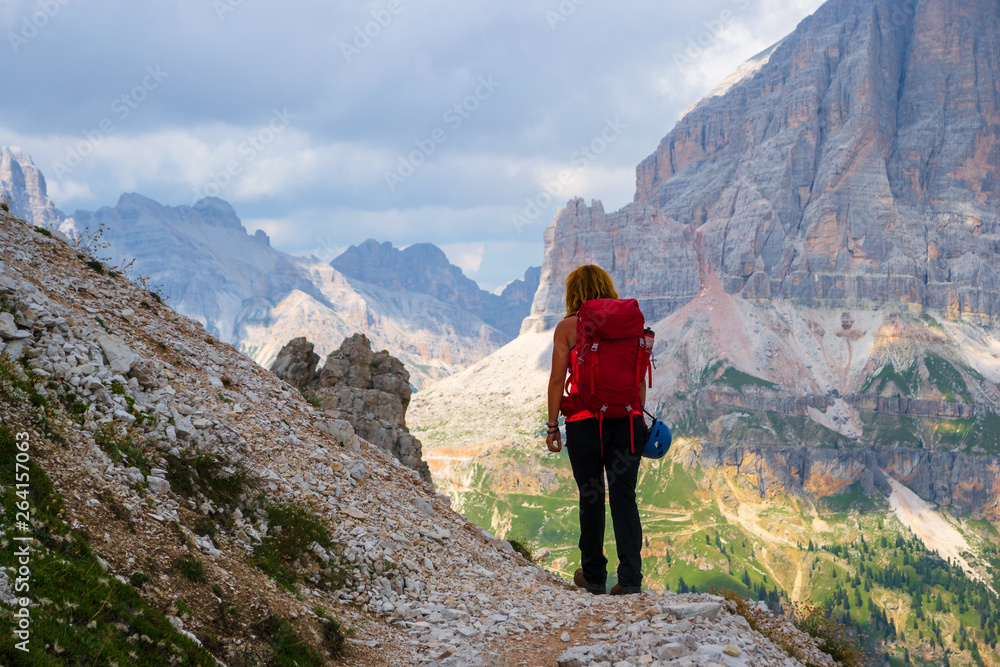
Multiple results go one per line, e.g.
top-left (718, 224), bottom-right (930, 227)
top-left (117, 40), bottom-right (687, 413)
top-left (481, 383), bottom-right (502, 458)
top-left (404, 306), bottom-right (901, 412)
top-left (546, 320), bottom-right (571, 452)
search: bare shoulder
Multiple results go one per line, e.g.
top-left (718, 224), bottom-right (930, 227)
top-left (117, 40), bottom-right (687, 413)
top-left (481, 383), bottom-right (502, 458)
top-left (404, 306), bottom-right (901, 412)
top-left (553, 316), bottom-right (576, 347)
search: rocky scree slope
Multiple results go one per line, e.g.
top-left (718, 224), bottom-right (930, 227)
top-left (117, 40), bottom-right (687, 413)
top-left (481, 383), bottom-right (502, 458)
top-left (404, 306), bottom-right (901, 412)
top-left (0, 211), bottom-right (837, 665)
top-left (271, 334), bottom-right (433, 484)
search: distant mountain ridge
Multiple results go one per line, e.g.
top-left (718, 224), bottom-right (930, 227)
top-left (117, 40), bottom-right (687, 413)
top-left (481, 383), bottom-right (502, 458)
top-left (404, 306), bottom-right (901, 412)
top-left (332, 239), bottom-right (540, 338)
top-left (0, 148), bottom-right (535, 387)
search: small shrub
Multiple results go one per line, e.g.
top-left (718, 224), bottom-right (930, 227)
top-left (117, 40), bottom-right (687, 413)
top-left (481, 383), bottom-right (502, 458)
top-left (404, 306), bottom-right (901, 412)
top-left (194, 516), bottom-right (218, 539)
top-left (794, 602), bottom-right (870, 667)
top-left (175, 598), bottom-right (194, 617)
top-left (95, 316), bottom-right (112, 333)
top-left (313, 606), bottom-right (350, 658)
top-left (85, 259), bottom-right (105, 274)
top-left (220, 375), bottom-right (233, 388)
top-left (33, 225), bottom-right (52, 237)
top-left (166, 452), bottom-right (253, 511)
top-left (250, 499), bottom-right (335, 590)
top-left (261, 614), bottom-right (325, 667)
top-left (177, 556), bottom-right (206, 582)
top-left (507, 537), bottom-right (536, 562)
top-left (130, 572), bottom-right (151, 588)
top-left (0, 193), bottom-right (9, 212)
top-left (94, 423), bottom-right (154, 474)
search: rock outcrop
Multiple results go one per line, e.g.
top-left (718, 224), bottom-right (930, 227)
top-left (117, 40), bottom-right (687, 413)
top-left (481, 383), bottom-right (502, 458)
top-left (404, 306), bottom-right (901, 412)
top-left (524, 0), bottom-right (1000, 331)
top-left (271, 334), bottom-right (432, 483)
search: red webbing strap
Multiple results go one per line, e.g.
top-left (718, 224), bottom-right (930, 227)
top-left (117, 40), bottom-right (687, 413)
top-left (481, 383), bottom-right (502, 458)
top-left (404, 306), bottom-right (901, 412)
top-left (566, 347), bottom-right (579, 396)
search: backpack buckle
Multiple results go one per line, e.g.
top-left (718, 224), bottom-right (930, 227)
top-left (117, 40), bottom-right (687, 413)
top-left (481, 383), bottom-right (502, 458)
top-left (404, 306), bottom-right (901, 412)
top-left (591, 343), bottom-right (599, 352)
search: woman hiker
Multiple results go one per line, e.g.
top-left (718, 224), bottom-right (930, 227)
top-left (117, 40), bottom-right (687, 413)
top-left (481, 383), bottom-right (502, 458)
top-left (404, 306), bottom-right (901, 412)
top-left (544, 264), bottom-right (648, 596)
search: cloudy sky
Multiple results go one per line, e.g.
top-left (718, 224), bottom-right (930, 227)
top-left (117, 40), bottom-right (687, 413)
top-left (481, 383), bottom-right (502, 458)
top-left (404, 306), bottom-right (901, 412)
top-left (0, 0), bottom-right (823, 290)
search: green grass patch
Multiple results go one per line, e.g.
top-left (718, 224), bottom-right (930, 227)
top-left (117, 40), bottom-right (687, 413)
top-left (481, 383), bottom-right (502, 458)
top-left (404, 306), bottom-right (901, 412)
top-left (32, 226), bottom-right (52, 238)
top-left (823, 481), bottom-right (883, 513)
top-left (699, 360), bottom-right (725, 386)
top-left (920, 314), bottom-right (944, 331)
top-left (861, 413), bottom-right (921, 447)
top-left (249, 499), bottom-right (342, 592)
top-left (966, 518), bottom-right (999, 538)
top-left (924, 354), bottom-right (971, 403)
top-left (0, 425), bottom-right (217, 665)
top-left (717, 366), bottom-right (776, 391)
top-left (177, 555), bottom-right (206, 582)
top-left (261, 614), bottom-right (326, 666)
top-left (965, 411), bottom-right (1000, 455)
top-left (93, 423), bottom-right (155, 475)
top-left (861, 361), bottom-right (921, 397)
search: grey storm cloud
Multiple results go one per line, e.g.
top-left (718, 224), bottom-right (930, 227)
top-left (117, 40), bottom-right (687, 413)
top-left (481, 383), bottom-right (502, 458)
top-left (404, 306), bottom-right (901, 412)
top-left (0, 0), bottom-right (822, 289)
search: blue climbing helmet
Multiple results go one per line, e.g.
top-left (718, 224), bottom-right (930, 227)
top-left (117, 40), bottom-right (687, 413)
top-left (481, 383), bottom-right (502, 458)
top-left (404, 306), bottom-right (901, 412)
top-left (642, 408), bottom-right (672, 459)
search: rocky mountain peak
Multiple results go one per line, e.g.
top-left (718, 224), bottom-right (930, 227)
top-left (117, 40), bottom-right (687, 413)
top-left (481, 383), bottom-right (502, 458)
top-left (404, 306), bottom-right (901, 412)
top-left (0, 145), bottom-right (62, 228)
top-left (525, 0), bottom-right (1000, 330)
top-left (332, 239), bottom-right (540, 339)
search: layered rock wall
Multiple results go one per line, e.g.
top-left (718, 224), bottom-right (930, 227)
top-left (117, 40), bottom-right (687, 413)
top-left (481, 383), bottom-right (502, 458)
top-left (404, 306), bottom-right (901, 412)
top-left (524, 0), bottom-right (1000, 330)
top-left (683, 442), bottom-right (1000, 519)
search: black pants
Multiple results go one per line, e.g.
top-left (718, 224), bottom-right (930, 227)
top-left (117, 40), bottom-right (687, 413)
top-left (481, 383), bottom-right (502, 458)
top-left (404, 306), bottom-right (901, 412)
top-left (565, 414), bottom-right (643, 588)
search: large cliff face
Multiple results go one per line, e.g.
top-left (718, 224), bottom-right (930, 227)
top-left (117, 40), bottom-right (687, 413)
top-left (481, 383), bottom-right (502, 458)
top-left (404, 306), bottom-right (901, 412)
top-left (0, 147), bottom-right (62, 228)
top-left (524, 0), bottom-right (1000, 331)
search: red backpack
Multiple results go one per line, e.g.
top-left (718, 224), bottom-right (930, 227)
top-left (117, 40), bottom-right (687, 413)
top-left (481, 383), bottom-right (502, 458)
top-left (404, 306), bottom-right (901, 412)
top-left (560, 298), bottom-right (655, 450)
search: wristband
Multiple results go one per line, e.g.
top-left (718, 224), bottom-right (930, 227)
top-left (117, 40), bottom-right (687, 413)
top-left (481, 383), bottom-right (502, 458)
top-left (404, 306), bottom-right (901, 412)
top-left (546, 421), bottom-right (558, 428)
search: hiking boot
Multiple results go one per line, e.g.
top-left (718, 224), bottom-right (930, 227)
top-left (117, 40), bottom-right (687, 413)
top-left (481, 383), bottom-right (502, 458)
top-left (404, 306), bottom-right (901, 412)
top-left (573, 568), bottom-right (606, 595)
top-left (609, 583), bottom-right (642, 595)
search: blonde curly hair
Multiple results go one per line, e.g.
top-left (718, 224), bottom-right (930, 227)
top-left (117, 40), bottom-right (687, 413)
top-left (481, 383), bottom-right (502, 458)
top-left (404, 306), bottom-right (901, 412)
top-left (564, 264), bottom-right (618, 317)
